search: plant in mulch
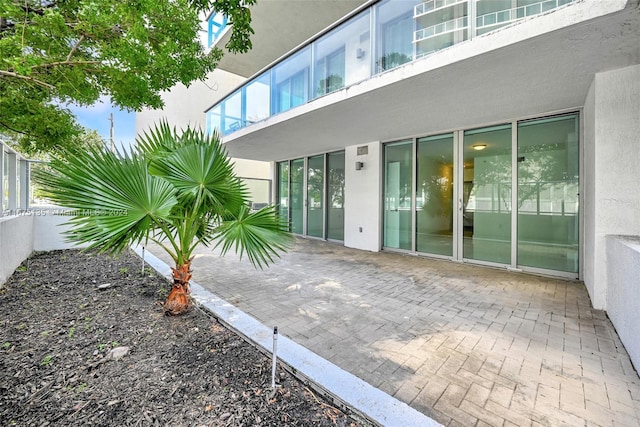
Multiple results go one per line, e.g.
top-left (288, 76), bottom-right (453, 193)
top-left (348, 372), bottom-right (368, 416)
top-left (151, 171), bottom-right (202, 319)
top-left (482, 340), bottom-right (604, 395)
top-left (35, 122), bottom-right (294, 315)
top-left (0, 250), bottom-right (368, 426)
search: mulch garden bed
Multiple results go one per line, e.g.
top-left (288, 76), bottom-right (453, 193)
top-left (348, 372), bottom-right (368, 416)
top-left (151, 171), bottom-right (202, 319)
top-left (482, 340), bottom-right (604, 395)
top-left (0, 249), bottom-right (370, 426)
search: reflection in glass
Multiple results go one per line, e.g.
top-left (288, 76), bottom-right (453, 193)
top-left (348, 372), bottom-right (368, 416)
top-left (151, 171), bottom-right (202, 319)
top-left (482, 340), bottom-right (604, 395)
top-left (476, 0), bottom-right (513, 35)
top-left (416, 134), bottom-right (454, 256)
top-left (414, 0), bottom-right (468, 58)
top-left (206, 105), bottom-right (222, 135)
top-left (245, 72), bottom-right (271, 125)
top-left (384, 140), bottom-right (412, 250)
top-left (273, 47), bottom-right (311, 114)
top-left (463, 124), bottom-right (512, 264)
top-left (222, 91), bottom-right (242, 134)
top-left (290, 158), bottom-right (305, 234)
top-left (517, 114), bottom-right (579, 272)
top-left (307, 155), bottom-right (324, 238)
top-left (314, 10), bottom-right (370, 97)
top-left (376, 0), bottom-right (419, 72)
top-left (327, 151), bottom-right (345, 241)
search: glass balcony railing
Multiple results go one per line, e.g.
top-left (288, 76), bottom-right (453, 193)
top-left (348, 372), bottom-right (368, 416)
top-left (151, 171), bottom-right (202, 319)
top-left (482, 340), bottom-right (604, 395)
top-left (207, 0), bottom-right (575, 137)
top-left (476, 0), bottom-right (574, 34)
top-left (414, 0), bottom-right (467, 17)
top-left (414, 16), bottom-right (468, 43)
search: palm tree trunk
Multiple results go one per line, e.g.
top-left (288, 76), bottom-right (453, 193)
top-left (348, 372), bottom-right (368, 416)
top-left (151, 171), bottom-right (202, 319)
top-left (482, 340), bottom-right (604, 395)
top-left (164, 260), bottom-right (192, 315)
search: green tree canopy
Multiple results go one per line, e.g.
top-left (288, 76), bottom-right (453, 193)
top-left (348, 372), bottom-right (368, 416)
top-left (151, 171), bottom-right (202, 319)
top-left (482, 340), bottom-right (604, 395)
top-left (0, 0), bottom-right (255, 155)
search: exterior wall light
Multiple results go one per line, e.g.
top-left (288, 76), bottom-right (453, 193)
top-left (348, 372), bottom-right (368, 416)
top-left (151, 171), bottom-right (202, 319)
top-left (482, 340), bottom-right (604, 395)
top-left (355, 161), bottom-right (364, 170)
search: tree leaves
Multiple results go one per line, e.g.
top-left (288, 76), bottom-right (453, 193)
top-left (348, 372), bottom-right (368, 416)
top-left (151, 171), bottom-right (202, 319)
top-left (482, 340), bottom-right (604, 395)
top-left (0, 0), bottom-right (255, 155)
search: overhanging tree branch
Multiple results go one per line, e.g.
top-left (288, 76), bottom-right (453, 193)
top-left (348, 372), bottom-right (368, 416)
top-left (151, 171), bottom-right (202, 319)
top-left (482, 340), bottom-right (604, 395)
top-left (33, 60), bottom-right (102, 69)
top-left (0, 119), bottom-right (31, 137)
top-left (65, 35), bottom-right (85, 62)
top-left (0, 70), bottom-right (54, 90)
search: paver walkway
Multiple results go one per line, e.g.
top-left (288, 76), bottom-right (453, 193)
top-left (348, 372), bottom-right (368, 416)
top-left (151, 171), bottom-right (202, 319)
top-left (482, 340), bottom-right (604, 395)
top-left (146, 238), bottom-right (640, 426)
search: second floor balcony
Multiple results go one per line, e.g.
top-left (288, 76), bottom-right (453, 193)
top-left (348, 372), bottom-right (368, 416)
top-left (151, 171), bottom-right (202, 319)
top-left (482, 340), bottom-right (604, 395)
top-left (206, 0), bottom-right (578, 139)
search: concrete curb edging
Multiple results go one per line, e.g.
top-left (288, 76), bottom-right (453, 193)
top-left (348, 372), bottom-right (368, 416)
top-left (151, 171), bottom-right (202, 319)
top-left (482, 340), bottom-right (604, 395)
top-left (132, 245), bottom-right (441, 427)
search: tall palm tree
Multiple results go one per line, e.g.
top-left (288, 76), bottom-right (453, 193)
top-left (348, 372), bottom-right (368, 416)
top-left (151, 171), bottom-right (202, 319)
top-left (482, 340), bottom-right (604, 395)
top-left (35, 122), bottom-right (293, 315)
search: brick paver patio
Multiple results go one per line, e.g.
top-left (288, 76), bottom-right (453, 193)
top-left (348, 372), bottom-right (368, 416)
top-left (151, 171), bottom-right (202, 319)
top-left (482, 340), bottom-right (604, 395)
top-left (147, 238), bottom-right (640, 426)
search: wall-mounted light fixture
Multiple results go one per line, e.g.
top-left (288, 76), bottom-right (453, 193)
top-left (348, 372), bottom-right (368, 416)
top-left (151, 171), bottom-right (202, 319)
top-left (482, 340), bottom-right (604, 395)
top-left (355, 161), bottom-right (364, 170)
top-left (472, 144), bottom-right (487, 151)
top-left (356, 48), bottom-right (365, 59)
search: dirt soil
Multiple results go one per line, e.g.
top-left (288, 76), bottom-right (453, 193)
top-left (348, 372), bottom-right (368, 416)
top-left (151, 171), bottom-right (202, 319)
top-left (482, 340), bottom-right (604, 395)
top-left (0, 249), bottom-right (370, 427)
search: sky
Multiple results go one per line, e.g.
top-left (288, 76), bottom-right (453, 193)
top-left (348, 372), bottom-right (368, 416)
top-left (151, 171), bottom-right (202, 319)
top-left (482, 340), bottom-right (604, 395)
top-left (68, 96), bottom-right (137, 152)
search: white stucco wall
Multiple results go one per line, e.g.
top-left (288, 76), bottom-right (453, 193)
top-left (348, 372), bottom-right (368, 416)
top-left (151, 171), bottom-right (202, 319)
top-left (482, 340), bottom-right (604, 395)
top-left (606, 235), bottom-right (640, 371)
top-left (32, 214), bottom-right (88, 252)
top-left (344, 142), bottom-right (381, 251)
top-left (582, 76), bottom-right (597, 305)
top-left (582, 64), bottom-right (640, 309)
top-left (0, 215), bottom-right (34, 286)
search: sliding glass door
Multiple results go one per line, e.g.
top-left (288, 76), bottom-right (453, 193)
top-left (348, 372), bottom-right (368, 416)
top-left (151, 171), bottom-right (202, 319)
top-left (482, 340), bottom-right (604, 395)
top-left (277, 162), bottom-right (289, 225)
top-left (327, 152), bottom-right (345, 241)
top-left (290, 158), bottom-right (304, 234)
top-left (383, 141), bottom-right (412, 250)
top-left (416, 134), bottom-right (454, 256)
top-left (517, 114), bottom-right (579, 272)
top-left (462, 124), bottom-right (512, 264)
top-left (382, 112), bottom-right (579, 276)
top-left (307, 155), bottom-right (324, 238)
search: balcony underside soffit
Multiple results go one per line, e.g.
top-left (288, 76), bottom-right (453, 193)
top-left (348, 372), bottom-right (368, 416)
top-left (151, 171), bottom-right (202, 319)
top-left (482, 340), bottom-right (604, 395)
top-left (215, 0), bottom-right (369, 78)
top-left (223, 3), bottom-right (640, 162)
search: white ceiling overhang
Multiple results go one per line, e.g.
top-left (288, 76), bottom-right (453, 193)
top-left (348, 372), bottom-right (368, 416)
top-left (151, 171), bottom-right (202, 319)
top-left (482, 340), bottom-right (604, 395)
top-left (215, 0), bottom-right (370, 78)
top-left (222, 1), bottom-right (640, 161)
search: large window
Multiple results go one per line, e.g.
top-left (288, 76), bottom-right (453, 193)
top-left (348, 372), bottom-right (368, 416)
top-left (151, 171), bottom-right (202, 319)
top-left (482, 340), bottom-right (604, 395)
top-left (273, 48), bottom-right (311, 114)
top-left (316, 48), bottom-right (346, 96)
top-left (313, 10), bottom-right (371, 97)
top-left (276, 152), bottom-right (345, 240)
top-left (376, 0), bottom-right (419, 72)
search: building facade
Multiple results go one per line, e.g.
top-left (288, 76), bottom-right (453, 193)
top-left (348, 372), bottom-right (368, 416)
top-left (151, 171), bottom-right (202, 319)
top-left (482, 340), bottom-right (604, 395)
top-left (139, 0), bottom-right (640, 313)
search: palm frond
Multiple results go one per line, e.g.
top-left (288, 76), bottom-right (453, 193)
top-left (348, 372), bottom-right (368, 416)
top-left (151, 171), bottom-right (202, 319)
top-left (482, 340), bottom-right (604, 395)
top-left (148, 136), bottom-right (247, 217)
top-left (214, 205), bottom-right (294, 269)
top-left (135, 120), bottom-right (178, 155)
top-left (34, 147), bottom-right (177, 254)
